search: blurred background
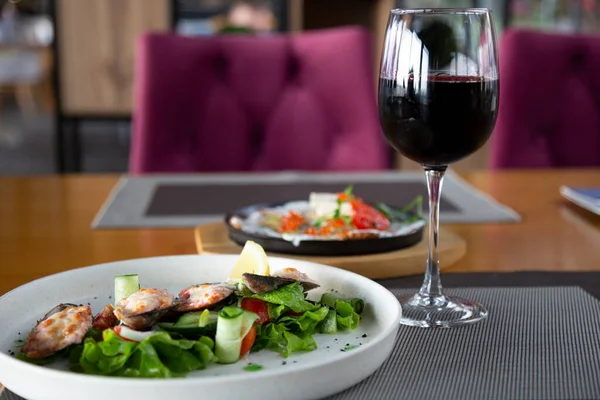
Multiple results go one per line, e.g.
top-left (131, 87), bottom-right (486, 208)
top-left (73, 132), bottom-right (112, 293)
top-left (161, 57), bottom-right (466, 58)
top-left (0, 0), bottom-right (598, 174)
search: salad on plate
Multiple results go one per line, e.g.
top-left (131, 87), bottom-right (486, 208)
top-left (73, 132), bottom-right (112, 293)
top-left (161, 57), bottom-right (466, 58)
top-left (229, 186), bottom-right (425, 245)
top-left (14, 242), bottom-right (365, 378)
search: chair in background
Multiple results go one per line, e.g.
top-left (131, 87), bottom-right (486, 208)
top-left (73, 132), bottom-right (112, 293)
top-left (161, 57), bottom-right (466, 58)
top-left (130, 27), bottom-right (391, 174)
top-left (491, 29), bottom-right (600, 169)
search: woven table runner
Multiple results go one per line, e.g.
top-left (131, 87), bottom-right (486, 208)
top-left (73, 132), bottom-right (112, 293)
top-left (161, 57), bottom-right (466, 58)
top-left (328, 285), bottom-right (600, 400)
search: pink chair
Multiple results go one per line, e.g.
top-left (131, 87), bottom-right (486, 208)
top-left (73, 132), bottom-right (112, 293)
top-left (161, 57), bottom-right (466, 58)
top-left (491, 29), bottom-right (600, 169)
top-left (129, 27), bottom-right (391, 174)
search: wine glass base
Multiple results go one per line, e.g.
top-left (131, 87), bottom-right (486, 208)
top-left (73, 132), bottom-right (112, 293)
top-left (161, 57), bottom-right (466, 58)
top-left (398, 293), bottom-right (488, 328)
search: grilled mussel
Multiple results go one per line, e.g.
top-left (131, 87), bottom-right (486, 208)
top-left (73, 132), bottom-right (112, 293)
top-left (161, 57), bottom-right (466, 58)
top-left (22, 303), bottom-right (93, 359)
top-left (174, 283), bottom-right (235, 312)
top-left (114, 288), bottom-right (176, 331)
top-left (242, 267), bottom-right (320, 294)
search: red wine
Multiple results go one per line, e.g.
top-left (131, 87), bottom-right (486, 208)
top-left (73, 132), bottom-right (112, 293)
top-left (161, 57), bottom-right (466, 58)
top-left (378, 75), bottom-right (499, 167)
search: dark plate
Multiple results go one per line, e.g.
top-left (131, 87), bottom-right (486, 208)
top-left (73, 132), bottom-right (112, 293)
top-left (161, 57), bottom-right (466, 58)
top-left (224, 201), bottom-right (424, 257)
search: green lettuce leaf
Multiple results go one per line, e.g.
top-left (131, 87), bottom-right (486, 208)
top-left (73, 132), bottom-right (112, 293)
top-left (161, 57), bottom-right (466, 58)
top-left (80, 330), bottom-right (137, 375)
top-left (317, 309), bottom-right (338, 334)
top-left (253, 322), bottom-right (316, 358)
top-left (283, 331), bottom-right (316, 354)
top-left (78, 329), bottom-right (215, 378)
top-left (267, 303), bottom-right (289, 320)
top-left (251, 283), bottom-right (316, 313)
top-left (123, 340), bottom-right (171, 378)
top-left (253, 306), bottom-right (328, 358)
top-left (277, 306), bottom-right (329, 334)
top-left (334, 300), bottom-right (361, 331)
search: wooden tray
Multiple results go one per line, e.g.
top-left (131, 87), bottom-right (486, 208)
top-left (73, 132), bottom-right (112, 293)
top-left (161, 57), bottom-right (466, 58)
top-left (194, 223), bottom-right (466, 279)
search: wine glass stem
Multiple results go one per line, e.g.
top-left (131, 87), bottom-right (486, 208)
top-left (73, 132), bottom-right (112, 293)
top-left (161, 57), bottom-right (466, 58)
top-left (419, 167), bottom-right (447, 299)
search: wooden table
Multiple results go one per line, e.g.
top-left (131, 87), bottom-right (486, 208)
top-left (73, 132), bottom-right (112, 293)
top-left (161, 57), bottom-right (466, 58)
top-left (1, 169), bottom-right (600, 296)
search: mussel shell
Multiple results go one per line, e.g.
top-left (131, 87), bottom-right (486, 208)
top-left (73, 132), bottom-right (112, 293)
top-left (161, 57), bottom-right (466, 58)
top-left (271, 268), bottom-right (320, 291)
top-left (23, 304), bottom-right (92, 359)
top-left (295, 280), bottom-right (319, 291)
top-left (242, 273), bottom-right (318, 294)
top-left (118, 310), bottom-right (171, 331)
top-left (114, 288), bottom-right (177, 331)
top-left (42, 303), bottom-right (80, 320)
top-left (174, 283), bottom-right (235, 312)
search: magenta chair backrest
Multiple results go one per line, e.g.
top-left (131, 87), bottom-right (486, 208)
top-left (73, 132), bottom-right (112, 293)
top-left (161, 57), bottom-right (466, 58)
top-left (491, 29), bottom-right (600, 169)
top-left (129, 27), bottom-right (391, 174)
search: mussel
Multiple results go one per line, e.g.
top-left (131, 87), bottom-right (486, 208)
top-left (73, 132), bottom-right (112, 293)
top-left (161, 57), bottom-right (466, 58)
top-left (175, 283), bottom-right (235, 312)
top-left (22, 304), bottom-right (93, 359)
top-left (42, 303), bottom-right (80, 320)
top-left (114, 288), bottom-right (176, 331)
top-left (242, 268), bottom-right (319, 294)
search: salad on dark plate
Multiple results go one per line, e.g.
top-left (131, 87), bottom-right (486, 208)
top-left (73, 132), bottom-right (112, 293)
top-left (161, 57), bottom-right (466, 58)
top-left (226, 186), bottom-right (425, 256)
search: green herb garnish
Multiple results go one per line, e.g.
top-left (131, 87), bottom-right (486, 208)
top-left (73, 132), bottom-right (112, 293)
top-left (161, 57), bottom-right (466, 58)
top-left (341, 215), bottom-right (353, 225)
top-left (333, 201), bottom-right (342, 219)
top-left (376, 195), bottom-right (424, 223)
top-left (313, 216), bottom-right (328, 228)
top-left (244, 363), bottom-right (263, 372)
top-left (344, 185), bottom-right (354, 197)
top-left (333, 185), bottom-right (354, 219)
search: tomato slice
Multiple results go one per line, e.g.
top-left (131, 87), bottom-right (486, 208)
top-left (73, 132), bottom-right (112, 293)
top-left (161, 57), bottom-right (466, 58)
top-left (92, 304), bottom-right (118, 330)
top-left (241, 298), bottom-right (270, 325)
top-left (240, 325), bottom-right (257, 357)
top-left (351, 201), bottom-right (391, 230)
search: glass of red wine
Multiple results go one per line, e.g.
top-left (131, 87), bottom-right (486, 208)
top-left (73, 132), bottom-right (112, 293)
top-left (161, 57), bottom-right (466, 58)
top-left (379, 8), bottom-right (499, 328)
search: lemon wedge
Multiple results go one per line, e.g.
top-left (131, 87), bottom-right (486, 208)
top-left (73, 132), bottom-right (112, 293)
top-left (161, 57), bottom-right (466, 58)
top-left (227, 240), bottom-right (270, 283)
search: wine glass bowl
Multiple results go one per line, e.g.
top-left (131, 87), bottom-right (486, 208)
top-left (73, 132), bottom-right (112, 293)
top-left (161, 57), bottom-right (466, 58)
top-left (378, 8), bottom-right (499, 328)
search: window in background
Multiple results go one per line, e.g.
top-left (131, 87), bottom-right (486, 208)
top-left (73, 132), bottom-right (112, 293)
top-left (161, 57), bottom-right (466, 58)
top-left (508, 0), bottom-right (580, 32)
top-left (397, 0), bottom-right (474, 7)
top-left (476, 0), bottom-right (506, 35)
top-left (174, 0), bottom-right (287, 36)
top-left (396, 0), bottom-right (491, 66)
top-left (581, 0), bottom-right (600, 31)
top-left (396, 0), bottom-right (600, 37)
top-left (0, 0), bottom-right (56, 174)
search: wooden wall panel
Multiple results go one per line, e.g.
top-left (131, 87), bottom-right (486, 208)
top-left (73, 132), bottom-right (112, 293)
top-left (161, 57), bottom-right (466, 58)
top-left (57, 0), bottom-right (169, 116)
top-left (288, 0), bottom-right (304, 32)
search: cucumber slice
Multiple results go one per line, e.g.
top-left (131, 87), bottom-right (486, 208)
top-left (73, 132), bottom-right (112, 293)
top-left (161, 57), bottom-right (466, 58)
top-left (173, 310), bottom-right (218, 328)
top-left (198, 309), bottom-right (217, 328)
top-left (158, 310), bottom-right (220, 338)
top-left (114, 274), bottom-right (140, 304)
top-left (215, 306), bottom-right (258, 364)
top-left (157, 322), bottom-right (216, 337)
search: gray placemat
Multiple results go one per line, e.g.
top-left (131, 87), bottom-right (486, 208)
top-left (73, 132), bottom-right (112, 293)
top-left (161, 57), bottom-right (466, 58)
top-left (4, 286), bottom-right (600, 400)
top-left (91, 170), bottom-right (520, 228)
top-left (328, 286), bottom-right (600, 400)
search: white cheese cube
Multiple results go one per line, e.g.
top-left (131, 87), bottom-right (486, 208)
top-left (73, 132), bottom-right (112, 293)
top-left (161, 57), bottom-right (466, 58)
top-left (309, 192), bottom-right (354, 219)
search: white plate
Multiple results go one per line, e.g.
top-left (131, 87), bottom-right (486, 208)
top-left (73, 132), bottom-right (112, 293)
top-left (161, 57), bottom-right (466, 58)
top-left (0, 255), bottom-right (401, 400)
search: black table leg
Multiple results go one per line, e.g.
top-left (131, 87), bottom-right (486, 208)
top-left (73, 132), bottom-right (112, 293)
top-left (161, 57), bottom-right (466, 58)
top-left (68, 118), bottom-right (82, 172)
top-left (55, 117), bottom-right (83, 173)
top-left (54, 115), bottom-right (65, 173)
